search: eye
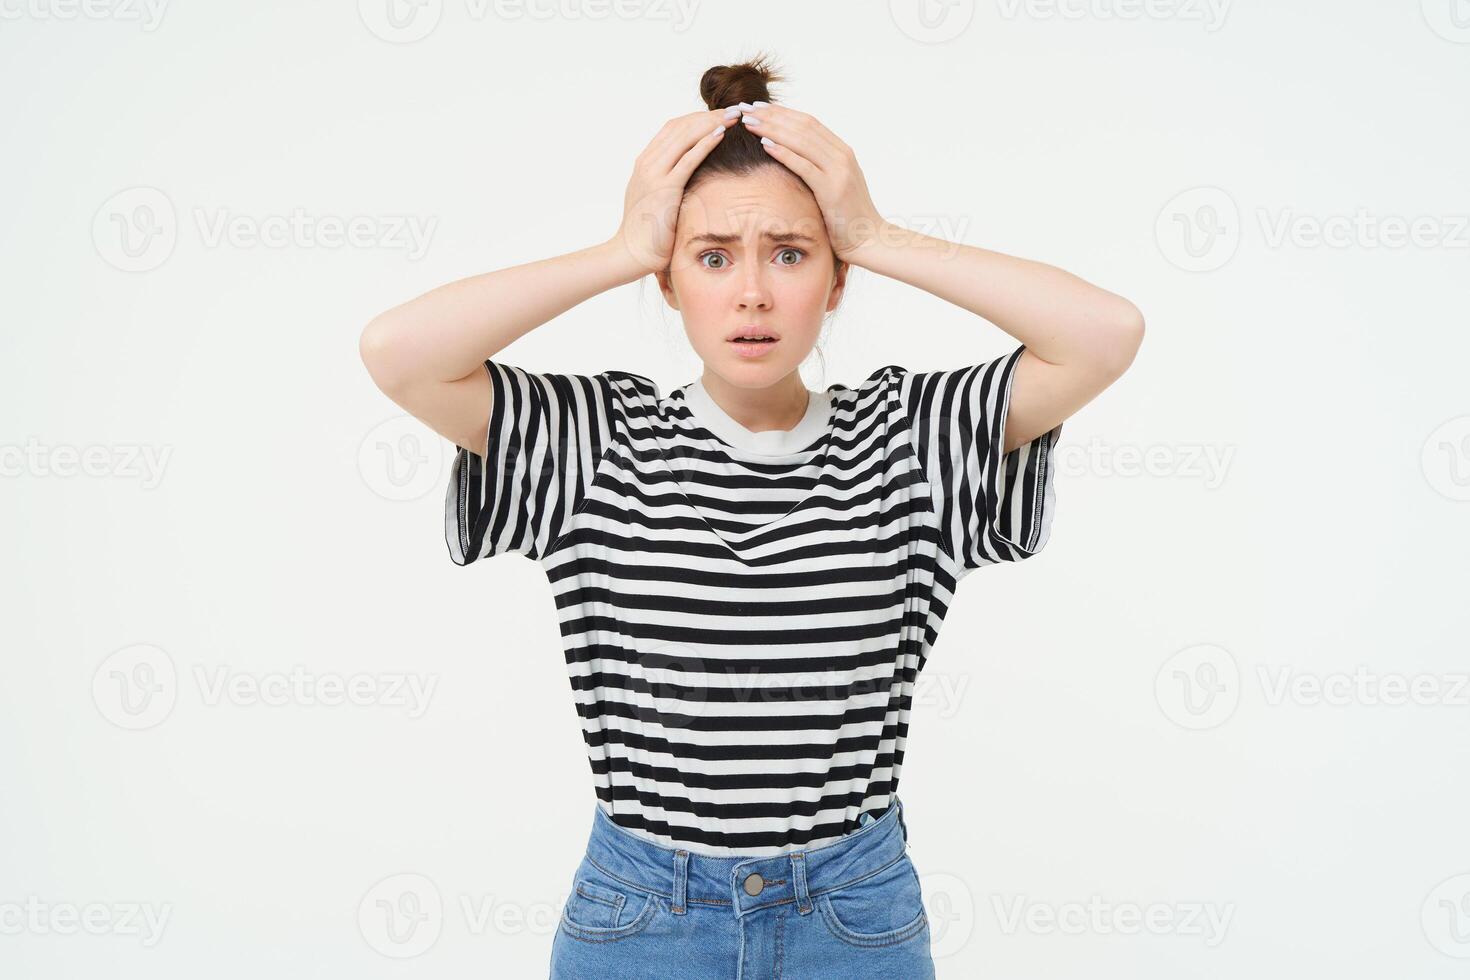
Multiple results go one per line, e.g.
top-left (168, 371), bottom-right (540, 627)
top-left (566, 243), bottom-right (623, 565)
top-left (775, 247), bottom-right (805, 266)
top-left (698, 251), bottom-right (729, 270)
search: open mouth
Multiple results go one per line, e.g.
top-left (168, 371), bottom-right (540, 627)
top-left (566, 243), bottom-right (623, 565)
top-left (727, 327), bottom-right (781, 356)
top-left (728, 335), bottom-right (779, 356)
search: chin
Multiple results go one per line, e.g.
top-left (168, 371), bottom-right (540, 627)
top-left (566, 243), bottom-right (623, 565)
top-left (720, 358), bottom-right (799, 381)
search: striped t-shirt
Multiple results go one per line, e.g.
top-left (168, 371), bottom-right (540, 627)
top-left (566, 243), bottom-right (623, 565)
top-left (445, 344), bottom-right (1061, 857)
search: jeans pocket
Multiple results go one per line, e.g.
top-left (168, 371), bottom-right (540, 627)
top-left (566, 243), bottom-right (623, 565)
top-left (557, 860), bottom-right (658, 943)
top-left (817, 854), bottom-right (929, 948)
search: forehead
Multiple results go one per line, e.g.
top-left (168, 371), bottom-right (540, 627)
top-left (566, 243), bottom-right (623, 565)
top-left (677, 170), bottom-right (825, 243)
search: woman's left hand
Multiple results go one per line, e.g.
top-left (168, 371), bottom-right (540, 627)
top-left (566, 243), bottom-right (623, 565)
top-left (738, 103), bottom-right (886, 263)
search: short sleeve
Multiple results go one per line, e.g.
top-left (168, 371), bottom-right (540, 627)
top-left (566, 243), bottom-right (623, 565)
top-left (897, 344), bottom-right (1061, 577)
top-left (445, 360), bottom-right (620, 564)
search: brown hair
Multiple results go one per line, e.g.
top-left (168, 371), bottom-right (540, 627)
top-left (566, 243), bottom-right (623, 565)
top-left (687, 54), bottom-right (844, 277)
top-left (689, 55), bottom-right (786, 190)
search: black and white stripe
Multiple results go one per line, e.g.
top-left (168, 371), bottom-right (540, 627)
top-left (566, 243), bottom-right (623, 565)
top-left (445, 345), bottom-right (1060, 855)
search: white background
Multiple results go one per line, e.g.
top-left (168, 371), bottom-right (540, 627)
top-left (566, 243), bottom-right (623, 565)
top-left (4, 1), bottom-right (1469, 977)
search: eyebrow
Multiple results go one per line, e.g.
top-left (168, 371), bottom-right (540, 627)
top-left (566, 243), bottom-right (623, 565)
top-left (686, 231), bottom-right (819, 248)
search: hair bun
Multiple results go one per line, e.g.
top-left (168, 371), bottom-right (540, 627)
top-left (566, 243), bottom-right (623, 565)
top-left (699, 54), bottom-right (785, 111)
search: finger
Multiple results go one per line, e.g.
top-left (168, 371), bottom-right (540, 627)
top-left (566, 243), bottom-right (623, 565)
top-left (743, 104), bottom-right (846, 163)
top-left (667, 115), bottom-right (734, 185)
top-left (646, 109), bottom-right (738, 176)
top-left (740, 111), bottom-right (842, 173)
top-left (634, 112), bottom-right (709, 169)
top-left (754, 135), bottom-right (822, 186)
top-left (778, 105), bottom-right (849, 159)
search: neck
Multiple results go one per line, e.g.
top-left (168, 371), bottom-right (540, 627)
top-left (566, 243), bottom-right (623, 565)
top-left (698, 371), bottom-right (812, 433)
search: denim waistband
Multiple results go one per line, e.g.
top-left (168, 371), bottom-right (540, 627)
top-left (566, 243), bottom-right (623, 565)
top-left (579, 800), bottom-right (910, 918)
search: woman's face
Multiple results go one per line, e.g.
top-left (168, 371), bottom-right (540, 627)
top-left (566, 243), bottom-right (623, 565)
top-left (658, 168), bottom-right (847, 389)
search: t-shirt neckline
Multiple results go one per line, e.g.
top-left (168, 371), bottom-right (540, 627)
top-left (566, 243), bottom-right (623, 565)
top-left (683, 378), bottom-right (833, 457)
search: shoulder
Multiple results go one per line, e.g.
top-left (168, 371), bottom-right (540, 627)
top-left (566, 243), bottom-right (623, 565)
top-left (853, 364), bottom-right (912, 404)
top-left (820, 366), bottom-right (908, 416)
top-left (879, 350), bottom-right (1026, 399)
top-left (597, 372), bottom-right (663, 441)
top-left (597, 370), bottom-right (660, 402)
top-left (840, 364), bottom-right (908, 394)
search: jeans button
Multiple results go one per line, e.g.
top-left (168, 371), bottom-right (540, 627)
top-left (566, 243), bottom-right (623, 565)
top-left (743, 872), bottom-right (765, 896)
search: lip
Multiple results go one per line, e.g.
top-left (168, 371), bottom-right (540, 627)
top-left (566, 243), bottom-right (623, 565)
top-left (725, 325), bottom-right (782, 342)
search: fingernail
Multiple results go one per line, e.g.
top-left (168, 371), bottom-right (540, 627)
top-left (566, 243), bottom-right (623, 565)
top-left (751, 100), bottom-right (769, 108)
top-left (723, 106), bottom-right (741, 119)
top-left (710, 123), bottom-right (725, 137)
top-left (761, 136), bottom-right (774, 146)
top-left (736, 101), bottom-right (754, 110)
top-left (742, 114), bottom-right (761, 126)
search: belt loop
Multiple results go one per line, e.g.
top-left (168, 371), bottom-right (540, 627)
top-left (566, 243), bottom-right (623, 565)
top-left (896, 797), bottom-right (909, 845)
top-left (791, 851), bottom-right (812, 915)
top-left (671, 849), bottom-right (689, 915)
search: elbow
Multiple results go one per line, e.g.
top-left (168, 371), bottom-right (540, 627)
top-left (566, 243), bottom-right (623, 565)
top-left (359, 316), bottom-right (410, 396)
top-left (1103, 301), bottom-right (1145, 375)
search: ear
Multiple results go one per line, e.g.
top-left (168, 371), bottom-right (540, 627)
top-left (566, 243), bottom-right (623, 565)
top-left (656, 269), bottom-right (680, 310)
top-left (825, 260), bottom-right (849, 313)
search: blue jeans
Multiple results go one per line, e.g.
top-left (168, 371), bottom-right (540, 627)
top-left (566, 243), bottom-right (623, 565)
top-left (549, 797), bottom-right (935, 979)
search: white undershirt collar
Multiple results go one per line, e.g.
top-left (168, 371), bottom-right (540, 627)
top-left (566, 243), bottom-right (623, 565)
top-left (684, 378), bottom-right (833, 456)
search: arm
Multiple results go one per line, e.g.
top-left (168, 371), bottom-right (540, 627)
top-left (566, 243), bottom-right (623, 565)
top-left (846, 223), bottom-right (1145, 454)
top-left (358, 105), bottom-right (743, 454)
top-left (358, 238), bottom-right (647, 453)
top-left (738, 103), bottom-right (1144, 456)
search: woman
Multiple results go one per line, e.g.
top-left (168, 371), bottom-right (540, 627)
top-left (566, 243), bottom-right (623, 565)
top-left (360, 55), bottom-right (1142, 980)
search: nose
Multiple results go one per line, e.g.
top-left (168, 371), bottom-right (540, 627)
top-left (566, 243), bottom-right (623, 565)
top-left (737, 266), bottom-right (772, 310)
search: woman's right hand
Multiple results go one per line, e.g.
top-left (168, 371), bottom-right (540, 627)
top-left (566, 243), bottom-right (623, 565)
top-left (613, 107), bottom-right (738, 276)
